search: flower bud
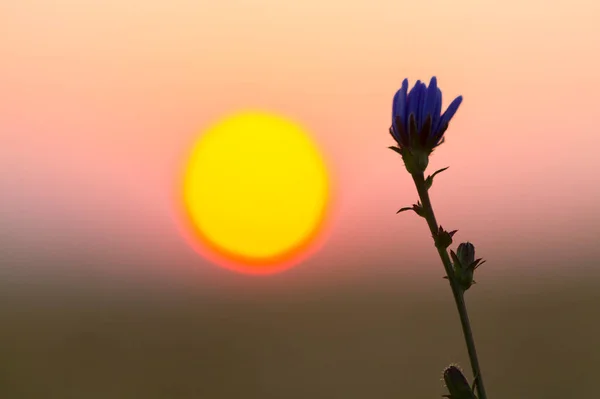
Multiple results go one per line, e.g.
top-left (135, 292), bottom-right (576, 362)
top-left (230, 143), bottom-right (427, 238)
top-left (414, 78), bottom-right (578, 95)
top-left (450, 242), bottom-right (486, 292)
top-left (456, 242), bottom-right (475, 266)
top-left (442, 365), bottom-right (477, 399)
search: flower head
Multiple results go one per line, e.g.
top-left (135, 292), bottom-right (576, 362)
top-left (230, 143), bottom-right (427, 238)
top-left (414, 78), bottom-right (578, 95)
top-left (389, 77), bottom-right (462, 174)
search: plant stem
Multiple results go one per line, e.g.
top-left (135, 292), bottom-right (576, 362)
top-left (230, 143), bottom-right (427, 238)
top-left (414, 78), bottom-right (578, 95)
top-left (411, 172), bottom-right (488, 399)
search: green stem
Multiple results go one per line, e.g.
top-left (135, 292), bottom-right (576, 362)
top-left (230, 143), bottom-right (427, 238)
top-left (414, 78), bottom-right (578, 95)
top-left (411, 172), bottom-right (488, 399)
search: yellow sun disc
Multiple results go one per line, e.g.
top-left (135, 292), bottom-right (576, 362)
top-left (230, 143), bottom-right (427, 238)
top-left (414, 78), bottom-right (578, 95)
top-left (181, 111), bottom-right (330, 274)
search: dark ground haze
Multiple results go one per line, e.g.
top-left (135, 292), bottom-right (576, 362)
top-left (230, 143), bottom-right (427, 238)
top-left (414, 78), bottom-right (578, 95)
top-left (0, 270), bottom-right (598, 399)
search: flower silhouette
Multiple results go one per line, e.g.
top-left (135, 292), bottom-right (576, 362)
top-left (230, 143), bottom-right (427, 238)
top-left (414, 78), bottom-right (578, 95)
top-left (389, 77), bottom-right (463, 157)
top-left (389, 76), bottom-right (489, 399)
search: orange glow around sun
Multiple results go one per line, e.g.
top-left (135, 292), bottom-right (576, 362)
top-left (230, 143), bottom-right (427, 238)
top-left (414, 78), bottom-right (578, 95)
top-left (176, 111), bottom-right (334, 275)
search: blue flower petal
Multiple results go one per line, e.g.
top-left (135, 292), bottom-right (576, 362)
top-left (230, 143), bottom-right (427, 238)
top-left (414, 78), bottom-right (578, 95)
top-left (418, 83), bottom-right (428, 130)
top-left (407, 81), bottom-right (421, 129)
top-left (424, 77), bottom-right (438, 122)
top-left (436, 95), bottom-right (463, 133)
top-left (432, 88), bottom-right (442, 132)
top-left (392, 79), bottom-right (409, 126)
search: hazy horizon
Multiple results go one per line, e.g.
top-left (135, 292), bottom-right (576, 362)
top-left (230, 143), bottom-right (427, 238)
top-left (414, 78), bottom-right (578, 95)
top-left (3, 0), bottom-right (600, 285)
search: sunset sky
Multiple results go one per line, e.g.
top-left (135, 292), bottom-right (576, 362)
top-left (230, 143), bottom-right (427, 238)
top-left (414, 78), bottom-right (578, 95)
top-left (3, 0), bottom-right (600, 293)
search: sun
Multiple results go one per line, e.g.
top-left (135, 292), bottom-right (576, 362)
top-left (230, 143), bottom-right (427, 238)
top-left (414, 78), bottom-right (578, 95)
top-left (178, 110), bottom-right (332, 275)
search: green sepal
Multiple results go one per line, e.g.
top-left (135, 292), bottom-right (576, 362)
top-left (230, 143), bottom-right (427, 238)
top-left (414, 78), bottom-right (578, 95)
top-left (451, 250), bottom-right (473, 291)
top-left (402, 148), bottom-right (430, 175)
top-left (450, 248), bottom-right (486, 292)
top-left (388, 146), bottom-right (403, 156)
top-left (450, 250), bottom-right (462, 268)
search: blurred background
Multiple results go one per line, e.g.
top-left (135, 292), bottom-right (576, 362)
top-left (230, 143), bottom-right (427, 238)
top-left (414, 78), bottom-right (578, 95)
top-left (2, 0), bottom-right (600, 397)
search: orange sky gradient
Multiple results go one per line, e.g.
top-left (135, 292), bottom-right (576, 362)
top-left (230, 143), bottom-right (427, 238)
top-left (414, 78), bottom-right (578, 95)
top-left (2, 0), bottom-right (600, 291)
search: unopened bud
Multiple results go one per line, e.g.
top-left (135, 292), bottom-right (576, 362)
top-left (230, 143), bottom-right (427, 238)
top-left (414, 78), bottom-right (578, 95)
top-left (457, 242), bottom-right (475, 266)
top-left (450, 242), bottom-right (486, 292)
top-left (442, 365), bottom-right (477, 399)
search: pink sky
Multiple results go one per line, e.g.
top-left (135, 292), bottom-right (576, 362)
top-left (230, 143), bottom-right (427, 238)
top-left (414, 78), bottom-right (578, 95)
top-left (2, 0), bottom-right (600, 289)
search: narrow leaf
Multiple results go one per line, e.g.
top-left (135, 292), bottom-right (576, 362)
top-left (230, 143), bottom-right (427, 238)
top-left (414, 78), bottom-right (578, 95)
top-left (431, 166), bottom-right (450, 179)
top-left (425, 166), bottom-right (450, 190)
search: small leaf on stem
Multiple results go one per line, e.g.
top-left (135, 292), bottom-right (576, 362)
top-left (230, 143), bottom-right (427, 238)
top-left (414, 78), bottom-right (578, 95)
top-left (425, 166), bottom-right (450, 190)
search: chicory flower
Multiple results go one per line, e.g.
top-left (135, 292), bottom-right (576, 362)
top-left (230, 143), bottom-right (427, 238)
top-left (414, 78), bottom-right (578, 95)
top-left (389, 77), bottom-right (463, 174)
